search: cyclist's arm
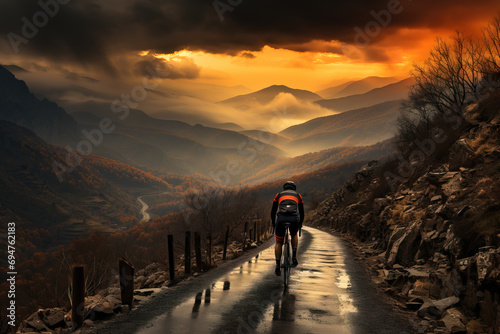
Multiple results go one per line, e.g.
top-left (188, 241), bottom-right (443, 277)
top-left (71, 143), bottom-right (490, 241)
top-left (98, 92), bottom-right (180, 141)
top-left (270, 193), bottom-right (279, 226)
top-left (270, 201), bottom-right (278, 226)
top-left (298, 196), bottom-right (305, 226)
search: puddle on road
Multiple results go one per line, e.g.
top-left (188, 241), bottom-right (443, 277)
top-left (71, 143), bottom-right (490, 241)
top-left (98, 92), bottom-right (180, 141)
top-left (256, 228), bottom-right (357, 333)
top-left (136, 249), bottom-right (276, 334)
top-left (136, 228), bottom-right (357, 334)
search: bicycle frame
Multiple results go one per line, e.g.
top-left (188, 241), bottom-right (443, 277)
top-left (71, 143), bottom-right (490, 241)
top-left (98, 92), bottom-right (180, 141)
top-left (281, 222), bottom-right (293, 288)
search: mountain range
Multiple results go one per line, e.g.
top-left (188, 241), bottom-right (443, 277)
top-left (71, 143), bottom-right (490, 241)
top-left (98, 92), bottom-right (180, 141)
top-left (316, 76), bottom-right (400, 99)
top-left (0, 63), bottom-right (412, 245)
top-left (280, 99), bottom-right (403, 155)
top-left (315, 77), bottom-right (415, 112)
top-left (0, 65), bottom-right (412, 181)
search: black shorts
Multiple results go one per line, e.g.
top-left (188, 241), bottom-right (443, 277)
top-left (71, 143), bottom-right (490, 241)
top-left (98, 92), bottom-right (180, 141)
top-left (275, 214), bottom-right (299, 242)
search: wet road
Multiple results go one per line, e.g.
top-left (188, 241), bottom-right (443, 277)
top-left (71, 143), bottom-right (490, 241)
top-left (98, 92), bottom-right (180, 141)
top-left (134, 227), bottom-right (414, 334)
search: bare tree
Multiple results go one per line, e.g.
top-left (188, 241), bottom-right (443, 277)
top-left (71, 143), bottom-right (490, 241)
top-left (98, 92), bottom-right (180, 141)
top-left (221, 186), bottom-right (256, 241)
top-left (482, 16), bottom-right (500, 75)
top-left (411, 33), bottom-right (482, 116)
top-left (394, 31), bottom-right (491, 156)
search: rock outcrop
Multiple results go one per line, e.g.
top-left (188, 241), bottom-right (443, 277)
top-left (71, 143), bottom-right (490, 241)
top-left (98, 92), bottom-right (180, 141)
top-left (308, 113), bottom-right (500, 333)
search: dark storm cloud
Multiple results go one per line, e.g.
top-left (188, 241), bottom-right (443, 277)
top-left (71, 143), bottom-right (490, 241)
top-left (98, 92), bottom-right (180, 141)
top-left (134, 55), bottom-right (201, 79)
top-left (1, 0), bottom-right (499, 72)
top-left (239, 52), bottom-right (256, 59)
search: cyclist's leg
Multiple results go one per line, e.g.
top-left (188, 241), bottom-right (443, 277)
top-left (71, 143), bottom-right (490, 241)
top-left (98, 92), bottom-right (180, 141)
top-left (288, 216), bottom-right (300, 266)
top-left (291, 234), bottom-right (298, 249)
top-left (275, 216), bottom-right (285, 275)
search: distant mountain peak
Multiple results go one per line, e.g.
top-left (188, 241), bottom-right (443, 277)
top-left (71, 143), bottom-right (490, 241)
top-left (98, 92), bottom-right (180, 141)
top-left (221, 84), bottom-right (321, 106)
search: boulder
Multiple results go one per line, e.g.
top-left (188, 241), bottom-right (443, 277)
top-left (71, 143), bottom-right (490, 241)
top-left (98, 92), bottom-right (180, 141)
top-left (39, 308), bottom-right (66, 328)
top-left (95, 301), bottom-right (114, 314)
top-left (406, 267), bottom-right (429, 280)
top-left (435, 204), bottom-right (454, 219)
top-left (406, 297), bottom-right (425, 311)
top-left (465, 319), bottom-right (490, 334)
top-left (417, 297), bottom-right (459, 319)
top-left (142, 271), bottom-right (168, 288)
top-left (417, 301), bottom-right (442, 319)
top-left (441, 270), bottom-right (465, 298)
top-left (23, 310), bottom-right (49, 332)
top-left (431, 195), bottom-right (443, 203)
top-left (105, 295), bottom-right (122, 311)
top-left (475, 249), bottom-right (496, 281)
top-left (85, 296), bottom-right (116, 320)
top-left (83, 319), bottom-right (94, 327)
top-left (373, 197), bottom-right (390, 213)
top-left (144, 263), bottom-right (161, 275)
top-left (386, 221), bottom-right (422, 267)
top-left (443, 228), bottom-right (461, 257)
top-left (135, 289), bottom-right (155, 296)
top-left (449, 139), bottom-right (476, 171)
top-left (456, 206), bottom-right (470, 217)
top-left (441, 173), bottom-right (462, 197)
top-left (434, 296), bottom-right (460, 313)
top-left (478, 290), bottom-right (496, 327)
top-left (409, 278), bottom-right (442, 299)
top-left (441, 308), bottom-right (467, 333)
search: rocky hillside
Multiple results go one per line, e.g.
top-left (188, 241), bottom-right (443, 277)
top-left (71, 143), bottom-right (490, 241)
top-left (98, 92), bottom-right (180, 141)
top-left (0, 65), bottom-right (79, 145)
top-left (307, 103), bottom-right (500, 333)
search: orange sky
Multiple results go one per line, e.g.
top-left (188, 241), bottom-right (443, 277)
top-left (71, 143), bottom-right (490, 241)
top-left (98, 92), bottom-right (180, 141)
top-left (149, 27), bottom-right (469, 91)
top-left (1, 1), bottom-right (498, 93)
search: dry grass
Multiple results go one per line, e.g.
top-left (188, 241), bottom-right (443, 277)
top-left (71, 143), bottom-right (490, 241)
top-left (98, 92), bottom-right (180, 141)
top-left (392, 204), bottom-right (405, 221)
top-left (469, 128), bottom-right (499, 155)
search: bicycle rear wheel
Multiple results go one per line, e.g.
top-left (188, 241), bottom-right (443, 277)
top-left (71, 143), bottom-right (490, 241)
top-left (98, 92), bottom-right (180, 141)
top-left (283, 230), bottom-right (290, 288)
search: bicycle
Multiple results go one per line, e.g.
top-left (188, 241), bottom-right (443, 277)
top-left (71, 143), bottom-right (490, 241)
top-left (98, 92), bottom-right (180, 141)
top-left (281, 222), bottom-right (293, 288)
top-left (281, 223), bottom-right (301, 289)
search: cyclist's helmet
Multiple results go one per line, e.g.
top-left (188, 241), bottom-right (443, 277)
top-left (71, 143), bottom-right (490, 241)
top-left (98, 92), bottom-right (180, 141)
top-left (283, 181), bottom-right (296, 191)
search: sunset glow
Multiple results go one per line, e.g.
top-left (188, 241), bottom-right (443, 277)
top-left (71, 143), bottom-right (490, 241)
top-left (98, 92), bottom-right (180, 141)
top-left (143, 24), bottom-right (477, 91)
top-left (150, 45), bottom-right (414, 91)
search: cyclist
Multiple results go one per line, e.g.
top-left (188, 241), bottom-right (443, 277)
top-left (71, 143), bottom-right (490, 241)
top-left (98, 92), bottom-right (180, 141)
top-left (271, 181), bottom-right (304, 276)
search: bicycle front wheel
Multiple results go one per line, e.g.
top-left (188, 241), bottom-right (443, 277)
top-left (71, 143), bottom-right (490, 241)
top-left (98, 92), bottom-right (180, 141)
top-left (283, 239), bottom-right (290, 287)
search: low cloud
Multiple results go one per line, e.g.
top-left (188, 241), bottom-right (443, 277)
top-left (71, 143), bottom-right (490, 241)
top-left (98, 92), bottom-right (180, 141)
top-left (251, 93), bottom-right (335, 131)
top-left (134, 55), bottom-right (201, 80)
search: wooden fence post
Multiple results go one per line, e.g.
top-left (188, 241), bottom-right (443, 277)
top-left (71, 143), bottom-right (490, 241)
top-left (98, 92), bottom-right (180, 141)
top-left (257, 220), bottom-right (261, 243)
top-left (207, 235), bottom-right (212, 268)
top-left (223, 226), bottom-right (230, 260)
top-left (194, 232), bottom-right (202, 272)
top-left (168, 234), bottom-right (175, 281)
top-left (72, 265), bottom-right (85, 329)
top-left (243, 221), bottom-right (248, 250)
top-left (185, 231), bottom-right (191, 275)
top-left (253, 221), bottom-right (257, 241)
top-left (119, 258), bottom-right (134, 308)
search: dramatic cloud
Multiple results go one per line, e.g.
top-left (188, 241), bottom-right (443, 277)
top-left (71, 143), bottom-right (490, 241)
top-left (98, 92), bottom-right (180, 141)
top-left (1, 0), bottom-right (499, 73)
top-left (134, 55), bottom-right (201, 79)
